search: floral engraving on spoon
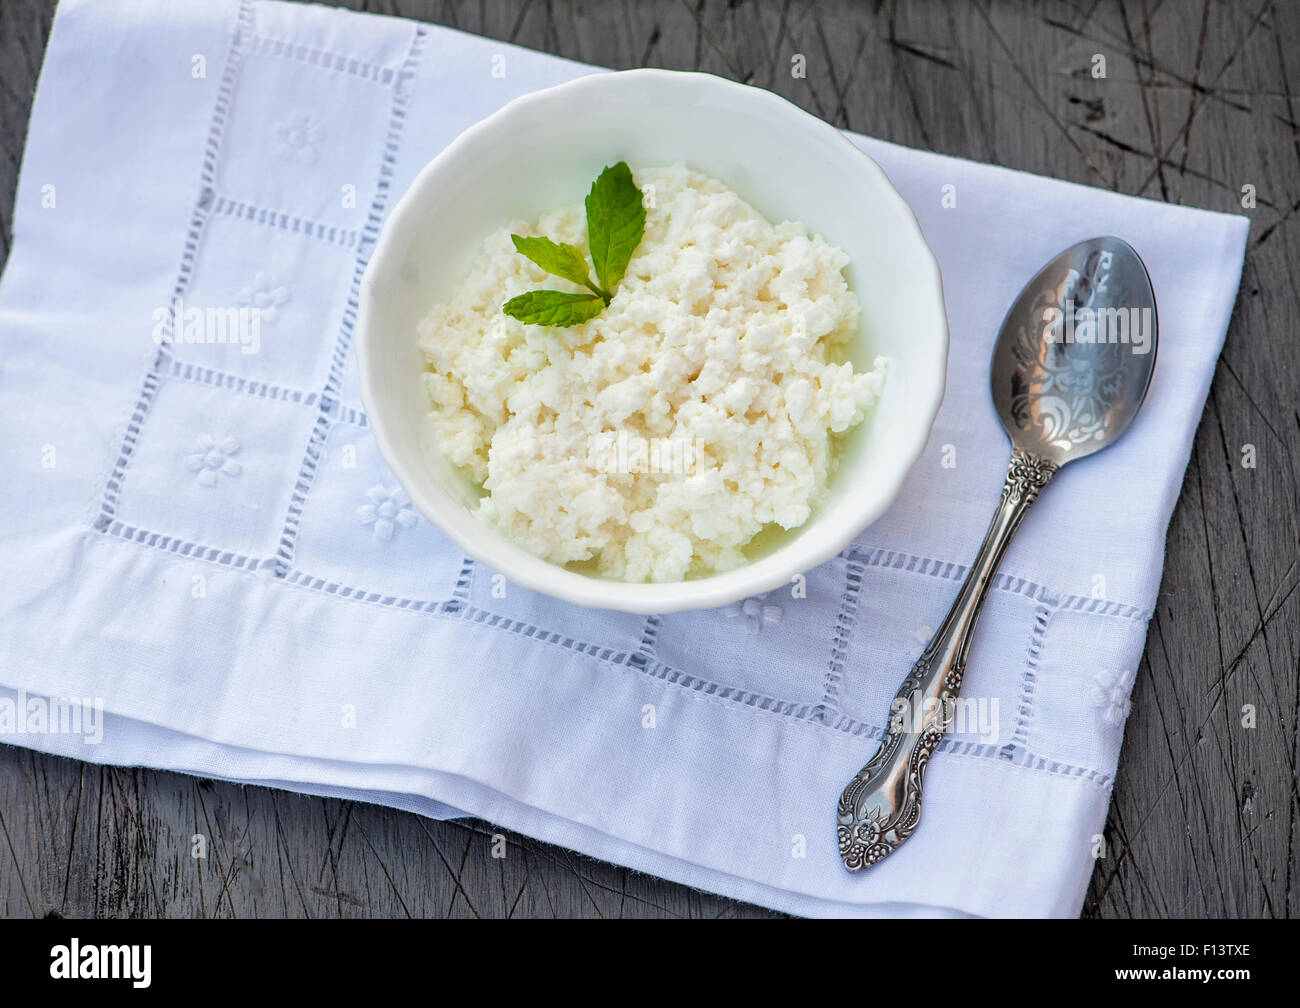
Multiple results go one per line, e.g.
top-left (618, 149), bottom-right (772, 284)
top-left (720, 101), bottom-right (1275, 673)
top-left (1007, 248), bottom-right (1150, 453)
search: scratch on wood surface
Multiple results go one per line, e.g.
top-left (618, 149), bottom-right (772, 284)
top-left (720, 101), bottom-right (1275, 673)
top-left (61, 761), bottom-right (84, 912)
top-left (507, 0), bottom-right (533, 42)
top-left (884, 5), bottom-right (934, 149)
top-left (679, 0), bottom-right (749, 82)
top-left (413, 815), bottom-right (480, 917)
top-left (268, 791), bottom-right (313, 916)
top-left (0, 802), bottom-right (35, 915)
top-left (1039, 14), bottom-right (1253, 113)
top-left (971, 0), bottom-right (1112, 188)
top-left (639, 22), bottom-right (662, 65)
top-left (1131, 0), bottom-right (1271, 200)
top-left (888, 37), bottom-right (957, 71)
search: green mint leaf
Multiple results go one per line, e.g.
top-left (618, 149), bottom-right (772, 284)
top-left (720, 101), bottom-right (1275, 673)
top-left (585, 161), bottom-right (646, 296)
top-left (502, 290), bottom-right (606, 327)
top-left (510, 234), bottom-right (603, 298)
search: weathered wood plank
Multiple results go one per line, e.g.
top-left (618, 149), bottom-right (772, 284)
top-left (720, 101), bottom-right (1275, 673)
top-left (1, 0), bottom-right (1296, 918)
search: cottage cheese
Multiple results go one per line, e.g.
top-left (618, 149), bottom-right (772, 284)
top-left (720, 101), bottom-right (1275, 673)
top-left (418, 163), bottom-right (886, 582)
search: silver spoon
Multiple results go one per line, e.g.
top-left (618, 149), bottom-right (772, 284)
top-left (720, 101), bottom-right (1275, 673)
top-left (836, 236), bottom-right (1158, 871)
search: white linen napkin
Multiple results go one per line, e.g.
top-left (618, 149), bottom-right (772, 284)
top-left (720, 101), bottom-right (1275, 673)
top-left (0, 0), bottom-right (1248, 917)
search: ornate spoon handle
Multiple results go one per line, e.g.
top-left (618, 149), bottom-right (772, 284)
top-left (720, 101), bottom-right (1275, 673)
top-left (836, 447), bottom-right (1059, 870)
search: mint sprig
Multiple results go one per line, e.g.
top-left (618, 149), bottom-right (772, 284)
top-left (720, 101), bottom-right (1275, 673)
top-left (503, 162), bottom-right (646, 328)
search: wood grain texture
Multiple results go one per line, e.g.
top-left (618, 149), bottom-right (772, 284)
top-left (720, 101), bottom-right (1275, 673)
top-left (1, 0), bottom-right (1296, 919)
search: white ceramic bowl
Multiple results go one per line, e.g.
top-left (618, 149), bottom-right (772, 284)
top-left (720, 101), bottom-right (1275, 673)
top-left (356, 69), bottom-right (947, 614)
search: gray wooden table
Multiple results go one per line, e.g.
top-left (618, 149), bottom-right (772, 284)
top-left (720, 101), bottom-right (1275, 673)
top-left (1, 0), bottom-right (1296, 919)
